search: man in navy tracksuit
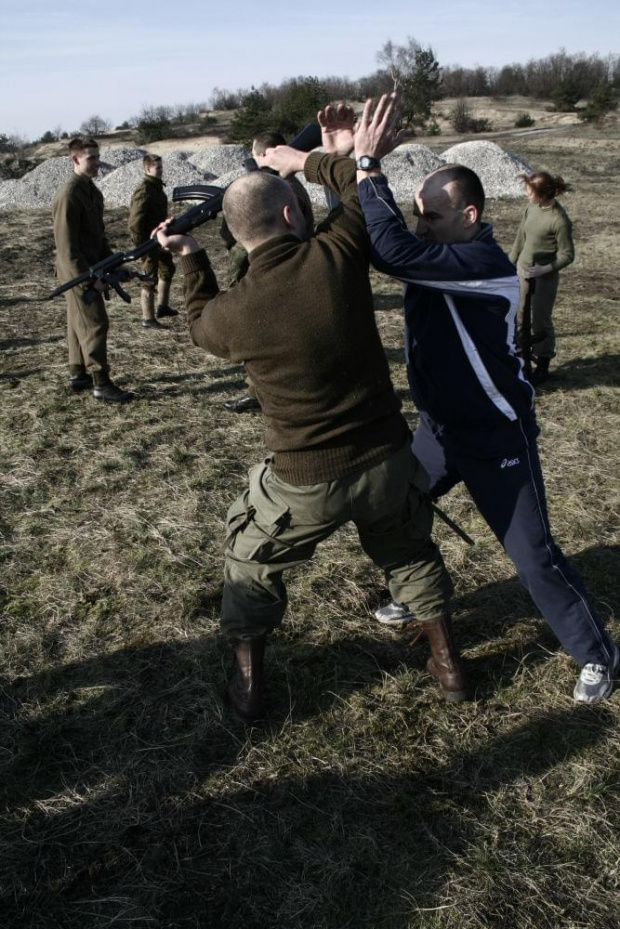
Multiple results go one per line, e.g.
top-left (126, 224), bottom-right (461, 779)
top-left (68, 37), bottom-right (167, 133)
top-left (353, 95), bottom-right (618, 704)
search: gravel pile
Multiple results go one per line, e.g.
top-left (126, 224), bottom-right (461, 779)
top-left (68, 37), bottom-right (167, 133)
top-left (0, 179), bottom-right (21, 209)
top-left (0, 156), bottom-right (114, 209)
top-left (0, 139), bottom-right (531, 211)
top-left (382, 144), bottom-right (446, 197)
top-left (441, 141), bottom-right (531, 198)
top-left (188, 144), bottom-right (251, 176)
top-left (98, 147), bottom-right (147, 168)
top-left (98, 152), bottom-right (212, 207)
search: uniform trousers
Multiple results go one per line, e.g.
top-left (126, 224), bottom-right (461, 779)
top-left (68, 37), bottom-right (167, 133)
top-left (412, 412), bottom-right (614, 668)
top-left (221, 441), bottom-right (453, 640)
top-left (65, 287), bottom-right (109, 379)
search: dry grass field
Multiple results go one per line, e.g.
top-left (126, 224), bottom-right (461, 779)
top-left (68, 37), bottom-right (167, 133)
top-left (1, 122), bottom-right (619, 928)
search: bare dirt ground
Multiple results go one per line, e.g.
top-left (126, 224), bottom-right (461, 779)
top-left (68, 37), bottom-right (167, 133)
top-left (0, 121), bottom-right (619, 929)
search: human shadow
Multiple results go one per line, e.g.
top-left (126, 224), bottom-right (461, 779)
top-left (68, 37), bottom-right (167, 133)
top-left (2, 547), bottom-right (618, 926)
top-left (4, 671), bottom-right (614, 928)
top-left (0, 335), bottom-right (64, 351)
top-left (536, 353), bottom-right (620, 393)
top-left (0, 368), bottom-right (42, 381)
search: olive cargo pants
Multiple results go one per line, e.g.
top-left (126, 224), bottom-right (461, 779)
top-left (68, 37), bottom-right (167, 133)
top-left (221, 442), bottom-right (453, 640)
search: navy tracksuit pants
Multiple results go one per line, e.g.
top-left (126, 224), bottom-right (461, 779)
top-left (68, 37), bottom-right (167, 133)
top-left (412, 413), bottom-right (614, 668)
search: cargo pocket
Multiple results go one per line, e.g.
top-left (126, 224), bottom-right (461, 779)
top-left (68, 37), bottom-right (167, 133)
top-left (225, 463), bottom-right (293, 562)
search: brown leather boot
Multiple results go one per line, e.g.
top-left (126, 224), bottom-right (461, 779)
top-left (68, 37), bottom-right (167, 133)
top-left (226, 638), bottom-right (266, 721)
top-left (423, 616), bottom-right (468, 702)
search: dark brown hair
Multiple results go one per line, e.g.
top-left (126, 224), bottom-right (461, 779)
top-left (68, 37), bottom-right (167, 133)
top-left (252, 130), bottom-right (286, 155)
top-left (68, 136), bottom-right (98, 154)
top-left (143, 153), bottom-right (163, 168)
top-left (521, 171), bottom-right (569, 200)
top-left (429, 163), bottom-right (486, 215)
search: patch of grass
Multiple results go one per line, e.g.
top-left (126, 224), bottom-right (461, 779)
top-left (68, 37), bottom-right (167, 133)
top-left (0, 126), bottom-right (619, 928)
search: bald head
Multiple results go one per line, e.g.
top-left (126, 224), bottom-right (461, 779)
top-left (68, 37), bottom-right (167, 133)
top-left (223, 171), bottom-right (301, 250)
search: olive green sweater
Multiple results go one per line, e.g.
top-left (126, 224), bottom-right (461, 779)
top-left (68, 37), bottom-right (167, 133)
top-left (52, 173), bottom-right (111, 284)
top-left (181, 152), bottom-right (407, 485)
top-left (510, 200), bottom-right (575, 272)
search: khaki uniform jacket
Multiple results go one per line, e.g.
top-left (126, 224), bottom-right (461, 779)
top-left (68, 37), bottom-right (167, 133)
top-left (128, 175), bottom-right (169, 245)
top-left (52, 174), bottom-right (111, 285)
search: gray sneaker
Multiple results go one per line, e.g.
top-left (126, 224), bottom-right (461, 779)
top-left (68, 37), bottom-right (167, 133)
top-left (374, 602), bottom-right (415, 626)
top-left (573, 645), bottom-right (619, 704)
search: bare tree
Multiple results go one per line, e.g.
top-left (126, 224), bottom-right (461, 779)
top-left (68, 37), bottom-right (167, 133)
top-left (79, 114), bottom-right (111, 136)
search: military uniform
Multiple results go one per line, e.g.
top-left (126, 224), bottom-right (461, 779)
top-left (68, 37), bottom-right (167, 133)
top-left (52, 173), bottom-right (112, 383)
top-left (128, 174), bottom-right (175, 321)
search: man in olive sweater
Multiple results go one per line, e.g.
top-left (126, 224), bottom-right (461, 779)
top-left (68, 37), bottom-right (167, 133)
top-left (52, 136), bottom-right (133, 402)
top-left (128, 154), bottom-right (177, 328)
top-left (220, 130), bottom-right (316, 413)
top-left (155, 102), bottom-right (462, 721)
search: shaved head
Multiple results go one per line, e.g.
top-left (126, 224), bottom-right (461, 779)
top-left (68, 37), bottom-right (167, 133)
top-left (422, 164), bottom-right (485, 215)
top-left (223, 172), bottom-right (299, 248)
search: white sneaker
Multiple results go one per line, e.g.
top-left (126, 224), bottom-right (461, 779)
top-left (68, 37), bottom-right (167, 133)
top-left (573, 644), bottom-right (619, 704)
top-left (374, 602), bottom-right (415, 626)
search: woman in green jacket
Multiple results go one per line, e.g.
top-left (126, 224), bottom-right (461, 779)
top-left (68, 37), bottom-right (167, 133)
top-left (510, 171), bottom-right (574, 386)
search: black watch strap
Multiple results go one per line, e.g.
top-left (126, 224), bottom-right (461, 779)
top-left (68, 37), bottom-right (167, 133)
top-left (356, 155), bottom-right (381, 171)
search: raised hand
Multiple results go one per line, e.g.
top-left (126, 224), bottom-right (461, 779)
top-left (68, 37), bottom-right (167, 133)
top-left (318, 103), bottom-right (357, 156)
top-left (354, 94), bottom-right (405, 161)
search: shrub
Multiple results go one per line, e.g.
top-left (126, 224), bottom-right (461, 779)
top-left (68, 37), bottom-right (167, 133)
top-left (449, 99), bottom-right (491, 133)
top-left (426, 117), bottom-right (441, 136)
top-left (136, 116), bottom-right (174, 143)
top-left (514, 112), bottom-right (535, 128)
top-left (578, 82), bottom-right (618, 122)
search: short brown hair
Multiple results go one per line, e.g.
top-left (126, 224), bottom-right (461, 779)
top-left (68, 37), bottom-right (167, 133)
top-left (143, 153), bottom-right (162, 168)
top-left (428, 164), bottom-right (486, 216)
top-left (521, 171), bottom-right (569, 200)
top-left (252, 130), bottom-right (286, 156)
top-left (68, 136), bottom-right (98, 154)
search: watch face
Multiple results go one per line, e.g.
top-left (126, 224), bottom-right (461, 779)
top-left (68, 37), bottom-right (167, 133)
top-left (358, 156), bottom-right (379, 169)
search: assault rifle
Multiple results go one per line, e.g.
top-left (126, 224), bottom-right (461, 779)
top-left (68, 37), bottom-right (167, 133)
top-left (47, 124), bottom-right (322, 305)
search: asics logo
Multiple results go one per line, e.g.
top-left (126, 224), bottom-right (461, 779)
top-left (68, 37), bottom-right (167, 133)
top-left (501, 457), bottom-right (520, 468)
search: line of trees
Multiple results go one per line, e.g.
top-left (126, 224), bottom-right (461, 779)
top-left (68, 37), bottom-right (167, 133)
top-left (5, 43), bottom-right (619, 150)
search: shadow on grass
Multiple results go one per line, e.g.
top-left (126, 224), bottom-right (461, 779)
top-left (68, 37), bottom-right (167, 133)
top-left (0, 334), bottom-right (64, 351)
top-left (2, 547), bottom-right (618, 928)
top-left (2, 629), bottom-right (615, 929)
top-left (537, 352), bottom-right (620, 392)
top-left (373, 293), bottom-right (404, 313)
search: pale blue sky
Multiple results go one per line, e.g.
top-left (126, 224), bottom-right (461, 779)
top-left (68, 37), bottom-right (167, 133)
top-left (1, 0), bottom-right (618, 138)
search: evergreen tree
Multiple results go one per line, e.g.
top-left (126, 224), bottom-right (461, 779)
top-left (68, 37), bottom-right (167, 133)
top-left (229, 90), bottom-right (273, 145)
top-left (377, 37), bottom-right (441, 131)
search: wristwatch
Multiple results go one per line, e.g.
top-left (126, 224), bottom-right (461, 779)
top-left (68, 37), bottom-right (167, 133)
top-left (356, 155), bottom-right (381, 171)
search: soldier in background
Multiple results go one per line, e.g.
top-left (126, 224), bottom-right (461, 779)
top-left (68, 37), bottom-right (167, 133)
top-left (52, 136), bottom-right (134, 402)
top-left (128, 154), bottom-right (178, 329)
top-left (221, 130), bottom-right (315, 413)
